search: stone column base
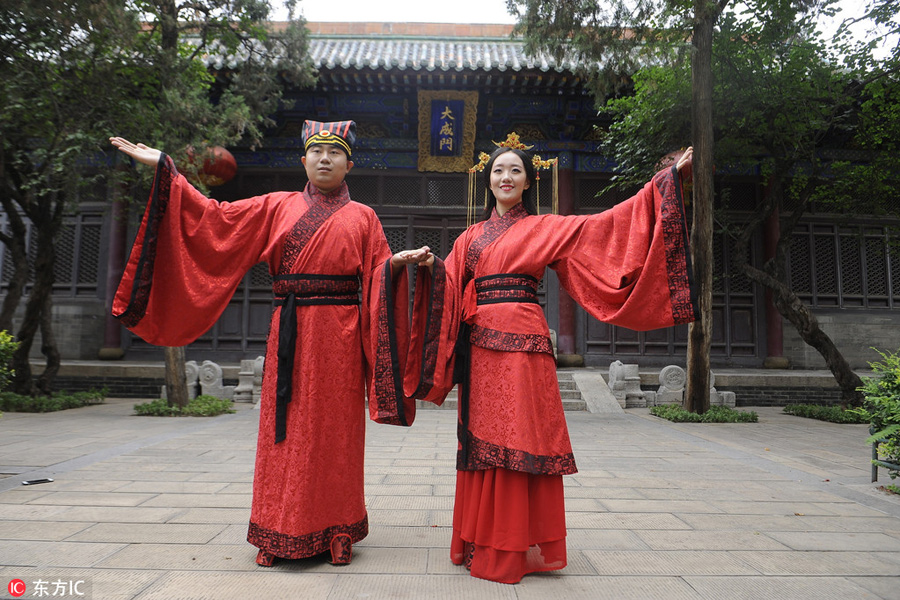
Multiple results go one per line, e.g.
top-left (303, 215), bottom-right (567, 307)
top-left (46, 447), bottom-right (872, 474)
top-left (763, 356), bottom-right (791, 369)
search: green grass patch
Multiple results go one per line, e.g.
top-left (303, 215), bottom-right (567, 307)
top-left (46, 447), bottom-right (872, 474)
top-left (782, 403), bottom-right (869, 424)
top-left (650, 404), bottom-right (758, 423)
top-left (0, 389), bottom-right (106, 413)
top-left (134, 394), bottom-right (235, 417)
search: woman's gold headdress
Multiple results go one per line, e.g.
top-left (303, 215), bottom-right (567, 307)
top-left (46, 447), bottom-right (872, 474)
top-left (467, 132), bottom-right (559, 226)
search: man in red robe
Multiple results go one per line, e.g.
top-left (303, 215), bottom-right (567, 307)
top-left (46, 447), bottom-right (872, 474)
top-left (110, 120), bottom-right (419, 566)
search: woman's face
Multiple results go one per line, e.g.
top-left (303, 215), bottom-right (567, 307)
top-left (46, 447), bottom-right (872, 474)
top-left (489, 151), bottom-right (530, 214)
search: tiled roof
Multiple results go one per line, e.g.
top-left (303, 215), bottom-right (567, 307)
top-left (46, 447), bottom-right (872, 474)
top-left (303, 22), bottom-right (577, 73)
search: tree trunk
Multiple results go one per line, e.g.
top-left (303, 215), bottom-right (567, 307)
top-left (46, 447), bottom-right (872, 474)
top-left (36, 292), bottom-right (60, 395)
top-left (164, 346), bottom-right (189, 408)
top-left (739, 263), bottom-right (864, 406)
top-left (0, 202), bottom-right (29, 333)
top-left (684, 1), bottom-right (716, 413)
top-left (10, 206), bottom-right (60, 395)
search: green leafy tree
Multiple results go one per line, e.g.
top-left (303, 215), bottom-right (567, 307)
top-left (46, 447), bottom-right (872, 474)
top-left (510, 0), bottom-right (729, 412)
top-left (0, 0), bottom-right (315, 396)
top-left (514, 0), bottom-right (899, 405)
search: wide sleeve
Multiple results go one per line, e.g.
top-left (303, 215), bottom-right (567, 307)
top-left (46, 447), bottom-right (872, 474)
top-left (112, 154), bottom-right (282, 346)
top-left (544, 165), bottom-right (698, 331)
top-left (403, 236), bottom-right (467, 405)
top-left (361, 214), bottom-right (416, 426)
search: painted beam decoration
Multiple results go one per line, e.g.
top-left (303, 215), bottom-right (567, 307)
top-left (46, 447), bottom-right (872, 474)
top-left (417, 90), bottom-right (478, 172)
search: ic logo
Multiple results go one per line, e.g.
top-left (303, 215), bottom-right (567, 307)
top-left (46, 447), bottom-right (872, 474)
top-left (8, 579), bottom-right (26, 597)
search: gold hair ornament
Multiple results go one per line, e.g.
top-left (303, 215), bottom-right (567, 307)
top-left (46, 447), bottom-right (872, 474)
top-left (467, 132), bottom-right (559, 227)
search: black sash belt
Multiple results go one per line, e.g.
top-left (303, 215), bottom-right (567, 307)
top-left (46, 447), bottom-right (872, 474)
top-left (273, 274), bottom-right (359, 444)
top-left (474, 273), bottom-right (539, 306)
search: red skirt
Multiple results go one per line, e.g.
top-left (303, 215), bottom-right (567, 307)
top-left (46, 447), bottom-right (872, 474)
top-left (450, 468), bottom-right (567, 584)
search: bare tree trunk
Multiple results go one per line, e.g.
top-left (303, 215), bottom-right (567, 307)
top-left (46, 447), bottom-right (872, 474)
top-left (10, 192), bottom-right (63, 395)
top-left (164, 346), bottom-right (189, 408)
top-left (36, 292), bottom-right (60, 394)
top-left (685, 1), bottom-right (716, 414)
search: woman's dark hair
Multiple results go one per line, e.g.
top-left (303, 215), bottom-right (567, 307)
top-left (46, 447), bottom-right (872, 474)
top-left (480, 147), bottom-right (536, 221)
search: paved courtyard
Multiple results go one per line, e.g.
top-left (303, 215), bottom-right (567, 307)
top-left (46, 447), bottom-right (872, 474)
top-left (1, 395), bottom-right (899, 599)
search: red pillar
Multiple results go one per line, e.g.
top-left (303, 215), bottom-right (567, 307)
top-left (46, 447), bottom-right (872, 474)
top-left (555, 153), bottom-right (583, 366)
top-left (98, 175), bottom-right (129, 360)
top-left (763, 205), bottom-right (789, 368)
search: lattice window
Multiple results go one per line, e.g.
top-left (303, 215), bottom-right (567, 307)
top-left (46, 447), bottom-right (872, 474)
top-left (382, 177), bottom-right (421, 206)
top-left (891, 235), bottom-right (900, 299)
top-left (839, 231), bottom-right (863, 297)
top-left (789, 229), bottom-right (812, 294)
top-left (866, 234), bottom-right (889, 299)
top-left (53, 223), bottom-right (75, 285)
top-left (349, 175), bottom-right (379, 206)
top-left (813, 233), bottom-right (837, 295)
top-left (446, 228), bottom-right (466, 257)
top-left (384, 226), bottom-right (408, 255)
top-left (249, 262), bottom-right (272, 287)
top-left (414, 228), bottom-right (442, 256)
top-left (77, 221), bottom-right (102, 286)
top-left (426, 177), bottom-right (465, 207)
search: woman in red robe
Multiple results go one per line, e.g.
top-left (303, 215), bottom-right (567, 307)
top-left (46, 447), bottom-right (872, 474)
top-left (110, 121), bottom-right (420, 566)
top-left (401, 141), bottom-right (697, 583)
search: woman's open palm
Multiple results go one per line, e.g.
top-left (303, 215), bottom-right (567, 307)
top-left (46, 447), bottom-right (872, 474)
top-left (109, 137), bottom-right (162, 166)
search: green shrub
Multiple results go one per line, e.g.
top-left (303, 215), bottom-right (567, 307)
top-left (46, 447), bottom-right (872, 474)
top-left (0, 389), bottom-right (106, 413)
top-left (134, 394), bottom-right (235, 417)
top-left (0, 330), bottom-right (19, 394)
top-left (853, 349), bottom-right (900, 481)
top-left (649, 404), bottom-right (758, 423)
top-left (783, 403), bottom-right (869, 424)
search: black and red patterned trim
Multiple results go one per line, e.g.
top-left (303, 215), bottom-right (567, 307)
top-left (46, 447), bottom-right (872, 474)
top-left (656, 166), bottom-right (699, 325)
top-left (456, 425), bottom-right (577, 475)
top-left (248, 515), bottom-right (368, 559)
top-left (469, 324), bottom-right (554, 355)
top-left (278, 182), bottom-right (350, 275)
top-left (372, 258), bottom-right (410, 426)
top-left (115, 154), bottom-right (176, 328)
top-left (409, 258), bottom-right (446, 400)
top-left (463, 203), bottom-right (528, 287)
top-left (474, 273), bottom-right (540, 306)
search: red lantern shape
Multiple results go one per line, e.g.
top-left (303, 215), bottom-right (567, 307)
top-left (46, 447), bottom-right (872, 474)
top-left (186, 146), bottom-right (237, 187)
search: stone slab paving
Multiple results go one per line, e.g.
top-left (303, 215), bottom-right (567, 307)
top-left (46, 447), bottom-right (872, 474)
top-left (0, 398), bottom-right (898, 599)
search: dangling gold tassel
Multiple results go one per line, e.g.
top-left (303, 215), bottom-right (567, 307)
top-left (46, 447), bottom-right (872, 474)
top-left (467, 170), bottom-right (475, 228)
top-left (536, 173), bottom-right (541, 215)
top-left (552, 160), bottom-right (559, 215)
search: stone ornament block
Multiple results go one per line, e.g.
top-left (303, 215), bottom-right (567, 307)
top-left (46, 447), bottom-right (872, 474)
top-left (233, 359), bottom-right (256, 403)
top-left (199, 360), bottom-right (235, 400)
top-left (655, 365), bottom-right (685, 406)
top-left (609, 360), bottom-right (647, 408)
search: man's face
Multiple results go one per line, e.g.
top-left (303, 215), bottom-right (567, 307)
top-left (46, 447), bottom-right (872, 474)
top-left (301, 143), bottom-right (353, 193)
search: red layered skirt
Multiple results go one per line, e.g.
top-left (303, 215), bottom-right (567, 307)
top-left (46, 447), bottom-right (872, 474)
top-left (450, 468), bottom-right (567, 584)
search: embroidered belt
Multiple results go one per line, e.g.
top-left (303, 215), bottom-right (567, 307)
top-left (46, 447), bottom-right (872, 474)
top-left (455, 273), bottom-right (549, 465)
top-left (273, 274), bottom-right (360, 444)
top-left (474, 273), bottom-right (539, 305)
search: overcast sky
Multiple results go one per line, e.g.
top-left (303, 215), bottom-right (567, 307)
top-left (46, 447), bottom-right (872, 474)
top-left (283, 0), bottom-right (517, 24)
top-left (277, 0), bottom-right (893, 56)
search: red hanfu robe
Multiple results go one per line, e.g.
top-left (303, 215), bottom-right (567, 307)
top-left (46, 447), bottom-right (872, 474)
top-left (113, 155), bottom-right (412, 561)
top-left (404, 164), bottom-right (698, 583)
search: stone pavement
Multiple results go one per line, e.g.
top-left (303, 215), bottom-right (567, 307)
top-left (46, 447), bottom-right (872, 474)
top-left (1, 391), bottom-right (899, 599)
